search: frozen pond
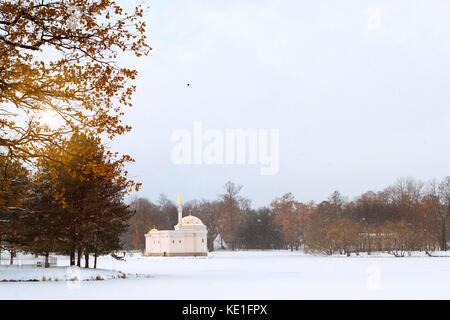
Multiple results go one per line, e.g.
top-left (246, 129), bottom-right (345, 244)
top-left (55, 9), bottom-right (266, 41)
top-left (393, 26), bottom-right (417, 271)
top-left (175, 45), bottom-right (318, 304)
top-left (0, 250), bottom-right (449, 299)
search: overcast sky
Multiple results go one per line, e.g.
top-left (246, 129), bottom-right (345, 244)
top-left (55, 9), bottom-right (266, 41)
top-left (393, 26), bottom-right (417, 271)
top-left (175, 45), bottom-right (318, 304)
top-left (111, 0), bottom-right (450, 207)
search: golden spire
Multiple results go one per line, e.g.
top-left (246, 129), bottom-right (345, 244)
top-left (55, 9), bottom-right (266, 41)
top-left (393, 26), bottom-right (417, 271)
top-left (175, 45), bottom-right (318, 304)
top-left (148, 225), bottom-right (158, 233)
top-left (178, 194), bottom-right (182, 205)
top-left (189, 209), bottom-right (192, 216)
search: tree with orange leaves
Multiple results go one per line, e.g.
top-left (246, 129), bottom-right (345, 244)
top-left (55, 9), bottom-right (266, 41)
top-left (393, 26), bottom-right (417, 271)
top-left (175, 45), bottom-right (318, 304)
top-left (0, 0), bottom-right (149, 205)
top-left (271, 193), bottom-right (311, 251)
top-left (22, 133), bottom-right (135, 267)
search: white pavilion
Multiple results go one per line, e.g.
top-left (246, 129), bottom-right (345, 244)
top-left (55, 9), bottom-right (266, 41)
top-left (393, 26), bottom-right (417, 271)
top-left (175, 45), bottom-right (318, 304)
top-left (144, 195), bottom-right (208, 256)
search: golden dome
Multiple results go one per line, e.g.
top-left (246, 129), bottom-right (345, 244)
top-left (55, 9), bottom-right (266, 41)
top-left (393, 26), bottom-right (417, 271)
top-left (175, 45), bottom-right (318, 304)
top-left (147, 226), bottom-right (158, 234)
top-left (181, 216), bottom-right (203, 225)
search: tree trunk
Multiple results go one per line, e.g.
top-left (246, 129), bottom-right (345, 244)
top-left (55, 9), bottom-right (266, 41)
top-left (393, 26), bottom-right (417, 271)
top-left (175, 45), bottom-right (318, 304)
top-left (84, 252), bottom-right (89, 268)
top-left (45, 252), bottom-right (49, 268)
top-left (94, 253), bottom-right (97, 269)
top-left (70, 250), bottom-right (75, 266)
top-left (77, 248), bottom-right (82, 267)
top-left (207, 237), bottom-right (214, 252)
top-left (9, 249), bottom-right (14, 265)
top-left (442, 221), bottom-right (447, 251)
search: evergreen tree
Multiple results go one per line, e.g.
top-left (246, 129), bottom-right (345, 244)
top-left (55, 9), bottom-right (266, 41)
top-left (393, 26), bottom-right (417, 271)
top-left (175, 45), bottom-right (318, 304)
top-left (28, 133), bottom-right (135, 267)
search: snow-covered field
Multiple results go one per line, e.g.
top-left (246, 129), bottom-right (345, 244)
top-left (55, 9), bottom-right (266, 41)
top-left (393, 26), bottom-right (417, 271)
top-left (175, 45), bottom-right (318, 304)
top-left (0, 265), bottom-right (127, 282)
top-left (0, 250), bottom-right (449, 299)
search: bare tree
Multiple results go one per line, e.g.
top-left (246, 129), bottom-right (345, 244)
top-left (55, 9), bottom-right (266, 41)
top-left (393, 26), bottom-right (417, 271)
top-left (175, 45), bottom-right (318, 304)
top-left (437, 177), bottom-right (450, 251)
top-left (217, 182), bottom-right (246, 250)
top-left (191, 200), bottom-right (221, 252)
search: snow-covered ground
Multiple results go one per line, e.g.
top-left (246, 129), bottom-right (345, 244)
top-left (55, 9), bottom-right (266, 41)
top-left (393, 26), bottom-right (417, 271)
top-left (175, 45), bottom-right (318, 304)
top-left (0, 265), bottom-right (127, 282)
top-left (0, 250), bottom-right (449, 299)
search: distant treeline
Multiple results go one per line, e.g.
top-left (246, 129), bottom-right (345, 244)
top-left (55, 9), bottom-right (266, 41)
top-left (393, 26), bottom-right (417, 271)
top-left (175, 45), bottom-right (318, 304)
top-left (123, 178), bottom-right (450, 256)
